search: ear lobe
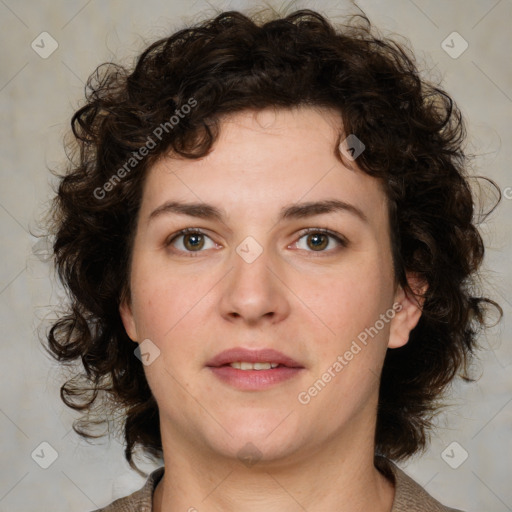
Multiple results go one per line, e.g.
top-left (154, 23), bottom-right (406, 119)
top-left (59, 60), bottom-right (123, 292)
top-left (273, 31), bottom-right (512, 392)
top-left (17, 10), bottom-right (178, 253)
top-left (119, 295), bottom-right (138, 343)
top-left (388, 274), bottom-right (428, 349)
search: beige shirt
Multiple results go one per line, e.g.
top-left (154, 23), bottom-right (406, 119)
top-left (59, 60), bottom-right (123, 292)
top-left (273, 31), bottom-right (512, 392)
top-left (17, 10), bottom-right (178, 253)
top-left (92, 458), bottom-right (463, 512)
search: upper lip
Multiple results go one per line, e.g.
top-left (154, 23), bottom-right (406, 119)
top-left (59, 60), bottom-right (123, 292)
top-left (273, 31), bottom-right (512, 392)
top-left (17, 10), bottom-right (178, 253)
top-left (206, 347), bottom-right (304, 368)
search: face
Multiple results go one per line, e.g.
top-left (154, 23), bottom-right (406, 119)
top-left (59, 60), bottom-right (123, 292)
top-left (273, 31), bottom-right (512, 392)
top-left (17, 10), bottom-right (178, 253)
top-left (120, 106), bottom-right (423, 465)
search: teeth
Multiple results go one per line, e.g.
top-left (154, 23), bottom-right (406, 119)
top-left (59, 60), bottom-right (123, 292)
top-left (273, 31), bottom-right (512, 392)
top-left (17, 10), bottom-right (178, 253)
top-left (229, 362), bottom-right (280, 370)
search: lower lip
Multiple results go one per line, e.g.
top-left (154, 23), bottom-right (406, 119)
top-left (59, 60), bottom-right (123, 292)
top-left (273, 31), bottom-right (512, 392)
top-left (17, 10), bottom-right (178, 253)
top-left (208, 365), bottom-right (304, 390)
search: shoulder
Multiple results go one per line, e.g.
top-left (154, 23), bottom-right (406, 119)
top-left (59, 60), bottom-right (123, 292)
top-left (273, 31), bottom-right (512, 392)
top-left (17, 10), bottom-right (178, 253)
top-left (376, 457), bottom-right (465, 512)
top-left (88, 467), bottom-right (164, 512)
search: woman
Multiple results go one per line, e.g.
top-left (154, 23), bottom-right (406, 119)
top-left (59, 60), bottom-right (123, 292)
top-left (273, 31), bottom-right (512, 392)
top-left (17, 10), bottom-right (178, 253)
top-left (44, 8), bottom-right (501, 511)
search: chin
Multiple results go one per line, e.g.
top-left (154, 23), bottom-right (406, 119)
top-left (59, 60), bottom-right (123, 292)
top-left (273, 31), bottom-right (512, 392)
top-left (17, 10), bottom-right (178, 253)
top-left (208, 434), bottom-right (301, 467)
top-left (201, 414), bottom-right (306, 461)
top-left (223, 405), bottom-right (296, 436)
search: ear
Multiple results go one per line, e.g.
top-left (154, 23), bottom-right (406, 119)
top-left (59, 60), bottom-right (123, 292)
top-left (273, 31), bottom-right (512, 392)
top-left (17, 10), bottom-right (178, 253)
top-left (388, 273), bottom-right (428, 349)
top-left (119, 292), bottom-right (138, 343)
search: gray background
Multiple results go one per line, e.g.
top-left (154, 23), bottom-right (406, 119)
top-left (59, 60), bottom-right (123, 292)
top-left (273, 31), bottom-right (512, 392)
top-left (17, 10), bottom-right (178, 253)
top-left (1, 0), bottom-right (511, 510)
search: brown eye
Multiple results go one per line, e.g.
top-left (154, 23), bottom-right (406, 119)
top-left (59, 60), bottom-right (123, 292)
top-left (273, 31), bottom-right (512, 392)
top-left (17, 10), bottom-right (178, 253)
top-left (166, 228), bottom-right (215, 254)
top-left (182, 232), bottom-right (205, 251)
top-left (293, 228), bottom-right (348, 253)
top-left (306, 232), bottom-right (329, 251)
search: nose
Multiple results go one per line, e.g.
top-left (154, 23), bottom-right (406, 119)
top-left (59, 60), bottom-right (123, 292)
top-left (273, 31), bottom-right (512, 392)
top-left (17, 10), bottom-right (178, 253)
top-left (218, 243), bottom-right (291, 326)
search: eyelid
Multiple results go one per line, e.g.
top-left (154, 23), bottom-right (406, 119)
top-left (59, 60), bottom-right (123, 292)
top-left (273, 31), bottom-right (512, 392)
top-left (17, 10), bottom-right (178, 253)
top-left (164, 227), bottom-right (349, 255)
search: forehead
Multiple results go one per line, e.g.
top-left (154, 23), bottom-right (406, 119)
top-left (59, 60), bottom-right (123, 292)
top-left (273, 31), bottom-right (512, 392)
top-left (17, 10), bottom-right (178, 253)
top-left (138, 107), bottom-right (389, 232)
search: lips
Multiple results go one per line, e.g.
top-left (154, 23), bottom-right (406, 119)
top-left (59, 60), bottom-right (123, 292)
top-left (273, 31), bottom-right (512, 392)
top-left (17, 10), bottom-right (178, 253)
top-left (205, 347), bottom-right (303, 368)
top-left (206, 347), bottom-right (305, 391)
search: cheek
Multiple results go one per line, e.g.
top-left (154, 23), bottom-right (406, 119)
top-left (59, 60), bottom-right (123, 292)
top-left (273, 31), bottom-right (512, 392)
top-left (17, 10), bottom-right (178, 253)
top-left (129, 257), bottom-right (213, 354)
top-left (304, 269), bottom-right (394, 404)
top-left (306, 268), bottom-right (395, 385)
top-left (304, 259), bottom-right (392, 333)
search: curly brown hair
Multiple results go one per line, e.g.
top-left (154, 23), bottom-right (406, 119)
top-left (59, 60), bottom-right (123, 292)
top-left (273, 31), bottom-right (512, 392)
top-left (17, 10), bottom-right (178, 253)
top-left (43, 7), bottom-right (501, 474)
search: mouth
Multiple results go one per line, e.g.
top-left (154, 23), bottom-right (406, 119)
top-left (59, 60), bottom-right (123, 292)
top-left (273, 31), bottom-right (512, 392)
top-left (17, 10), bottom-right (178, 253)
top-left (206, 347), bottom-right (304, 390)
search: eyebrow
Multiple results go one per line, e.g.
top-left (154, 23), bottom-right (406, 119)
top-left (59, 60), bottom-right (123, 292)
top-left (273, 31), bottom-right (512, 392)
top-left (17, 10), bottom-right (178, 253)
top-left (147, 199), bottom-right (368, 225)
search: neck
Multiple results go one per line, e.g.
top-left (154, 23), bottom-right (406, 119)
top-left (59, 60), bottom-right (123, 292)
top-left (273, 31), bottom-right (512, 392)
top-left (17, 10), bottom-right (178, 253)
top-left (153, 417), bottom-right (394, 512)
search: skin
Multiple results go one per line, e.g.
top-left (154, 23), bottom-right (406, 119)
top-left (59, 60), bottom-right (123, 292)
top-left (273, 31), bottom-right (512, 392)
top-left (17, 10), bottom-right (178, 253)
top-left (119, 106), bottom-right (425, 512)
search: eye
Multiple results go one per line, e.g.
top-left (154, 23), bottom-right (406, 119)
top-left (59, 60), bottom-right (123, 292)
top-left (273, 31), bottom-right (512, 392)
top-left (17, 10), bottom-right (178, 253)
top-left (165, 227), bottom-right (348, 256)
top-left (165, 228), bottom-right (217, 255)
top-left (291, 228), bottom-right (348, 253)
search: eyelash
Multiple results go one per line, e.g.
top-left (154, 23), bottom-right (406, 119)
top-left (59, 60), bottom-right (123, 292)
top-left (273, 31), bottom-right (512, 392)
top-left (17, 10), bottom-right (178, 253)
top-left (164, 227), bottom-right (348, 257)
